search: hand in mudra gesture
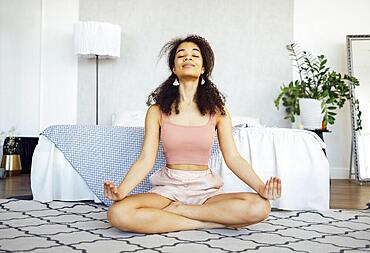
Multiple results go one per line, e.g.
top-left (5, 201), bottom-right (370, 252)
top-left (259, 176), bottom-right (281, 200)
top-left (104, 181), bottom-right (126, 201)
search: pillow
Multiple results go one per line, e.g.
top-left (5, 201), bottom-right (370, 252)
top-left (112, 111), bottom-right (146, 127)
top-left (231, 116), bottom-right (261, 127)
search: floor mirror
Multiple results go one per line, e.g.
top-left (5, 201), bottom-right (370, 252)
top-left (347, 34), bottom-right (370, 183)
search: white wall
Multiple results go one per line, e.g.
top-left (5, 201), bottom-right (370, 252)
top-left (39, 0), bottom-right (79, 131)
top-left (77, 0), bottom-right (294, 127)
top-left (294, 0), bottom-right (370, 178)
top-left (0, 0), bottom-right (79, 137)
top-left (0, 0), bottom-right (41, 136)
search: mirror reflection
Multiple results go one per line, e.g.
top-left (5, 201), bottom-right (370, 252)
top-left (347, 35), bottom-right (370, 182)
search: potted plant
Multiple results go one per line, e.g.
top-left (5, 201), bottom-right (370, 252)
top-left (0, 127), bottom-right (20, 155)
top-left (274, 43), bottom-right (362, 130)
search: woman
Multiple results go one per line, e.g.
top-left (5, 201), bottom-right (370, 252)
top-left (104, 35), bottom-right (281, 234)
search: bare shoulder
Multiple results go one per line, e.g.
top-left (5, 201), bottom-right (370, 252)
top-left (146, 104), bottom-right (161, 126)
top-left (215, 106), bottom-right (231, 126)
top-left (147, 104), bottom-right (161, 114)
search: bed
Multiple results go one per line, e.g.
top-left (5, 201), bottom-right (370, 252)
top-left (31, 113), bottom-right (329, 210)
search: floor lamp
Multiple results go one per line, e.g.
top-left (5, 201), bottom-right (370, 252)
top-left (74, 21), bottom-right (121, 125)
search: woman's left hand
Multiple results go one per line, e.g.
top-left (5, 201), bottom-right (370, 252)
top-left (258, 176), bottom-right (281, 200)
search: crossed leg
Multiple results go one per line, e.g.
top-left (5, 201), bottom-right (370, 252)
top-left (107, 192), bottom-right (270, 233)
top-left (107, 192), bottom-right (226, 234)
top-left (164, 192), bottom-right (271, 228)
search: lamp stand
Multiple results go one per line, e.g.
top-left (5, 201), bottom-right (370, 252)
top-left (74, 21), bottom-right (121, 126)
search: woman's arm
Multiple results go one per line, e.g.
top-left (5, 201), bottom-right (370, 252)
top-left (216, 107), bottom-right (281, 199)
top-left (104, 105), bottom-right (161, 201)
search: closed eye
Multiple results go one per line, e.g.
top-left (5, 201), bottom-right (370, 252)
top-left (177, 54), bottom-right (200, 58)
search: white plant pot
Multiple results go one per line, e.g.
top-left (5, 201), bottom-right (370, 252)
top-left (299, 98), bottom-right (323, 130)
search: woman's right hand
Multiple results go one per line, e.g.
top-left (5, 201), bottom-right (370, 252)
top-left (104, 181), bottom-right (126, 201)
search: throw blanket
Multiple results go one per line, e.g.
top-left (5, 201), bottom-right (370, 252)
top-left (41, 125), bottom-right (221, 206)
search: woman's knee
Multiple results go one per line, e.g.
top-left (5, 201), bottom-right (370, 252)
top-left (249, 196), bottom-right (271, 222)
top-left (107, 202), bottom-right (135, 230)
top-left (239, 194), bottom-right (271, 224)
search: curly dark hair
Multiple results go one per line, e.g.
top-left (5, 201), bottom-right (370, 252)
top-left (146, 35), bottom-right (226, 116)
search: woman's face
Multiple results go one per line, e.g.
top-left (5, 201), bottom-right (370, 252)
top-left (172, 42), bottom-right (205, 80)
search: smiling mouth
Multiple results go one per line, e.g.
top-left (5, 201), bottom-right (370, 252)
top-left (182, 64), bottom-right (195, 68)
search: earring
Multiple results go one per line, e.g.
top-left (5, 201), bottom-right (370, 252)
top-left (200, 75), bottom-right (206, 85)
top-left (173, 78), bottom-right (179, 86)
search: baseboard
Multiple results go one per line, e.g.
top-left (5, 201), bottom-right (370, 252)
top-left (330, 167), bottom-right (352, 179)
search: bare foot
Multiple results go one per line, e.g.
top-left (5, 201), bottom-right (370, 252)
top-left (163, 201), bottom-right (184, 216)
top-left (163, 202), bottom-right (229, 230)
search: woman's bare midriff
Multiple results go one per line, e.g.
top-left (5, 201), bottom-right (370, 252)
top-left (166, 164), bottom-right (208, 171)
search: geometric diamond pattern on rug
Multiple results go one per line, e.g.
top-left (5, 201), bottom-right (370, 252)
top-left (0, 199), bottom-right (369, 253)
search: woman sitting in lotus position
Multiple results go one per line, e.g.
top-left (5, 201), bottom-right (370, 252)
top-left (104, 35), bottom-right (281, 234)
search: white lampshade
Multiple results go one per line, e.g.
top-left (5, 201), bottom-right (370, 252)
top-left (74, 21), bottom-right (121, 58)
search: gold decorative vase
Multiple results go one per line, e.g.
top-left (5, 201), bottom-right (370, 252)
top-left (0, 155), bottom-right (22, 176)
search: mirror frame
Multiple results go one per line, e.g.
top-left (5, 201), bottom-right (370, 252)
top-left (346, 34), bottom-right (370, 183)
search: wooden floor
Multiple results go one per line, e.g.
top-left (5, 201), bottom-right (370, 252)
top-left (0, 174), bottom-right (32, 199)
top-left (330, 179), bottom-right (370, 209)
top-left (0, 174), bottom-right (369, 209)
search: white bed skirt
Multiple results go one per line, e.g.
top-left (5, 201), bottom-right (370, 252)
top-left (209, 128), bottom-right (330, 210)
top-left (31, 136), bottom-right (101, 203)
top-left (31, 128), bottom-right (330, 210)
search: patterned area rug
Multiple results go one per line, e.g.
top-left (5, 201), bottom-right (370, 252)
top-left (0, 199), bottom-right (369, 253)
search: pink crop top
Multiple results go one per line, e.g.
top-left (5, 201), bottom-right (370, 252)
top-left (160, 111), bottom-right (216, 166)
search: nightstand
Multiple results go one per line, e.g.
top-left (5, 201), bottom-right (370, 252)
top-left (1, 137), bottom-right (39, 176)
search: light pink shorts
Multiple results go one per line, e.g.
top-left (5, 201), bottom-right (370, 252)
top-left (149, 166), bottom-right (224, 205)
